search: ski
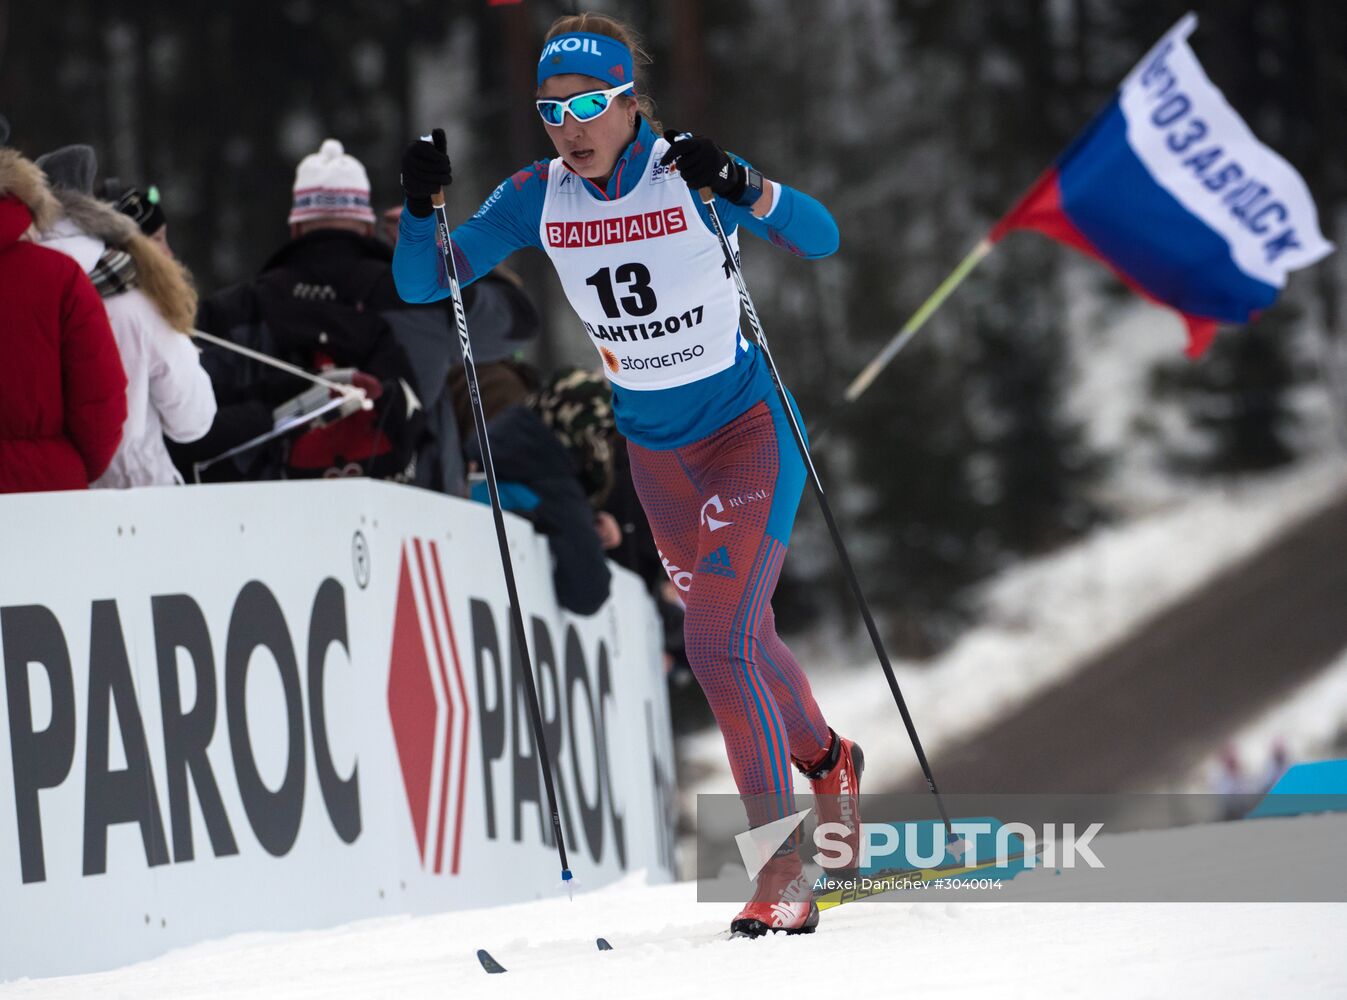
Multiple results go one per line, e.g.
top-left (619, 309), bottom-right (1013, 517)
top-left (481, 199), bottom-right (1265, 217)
top-left (476, 937), bottom-right (613, 974)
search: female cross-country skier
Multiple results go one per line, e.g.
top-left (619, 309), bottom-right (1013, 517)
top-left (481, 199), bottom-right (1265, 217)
top-left (393, 11), bottom-right (862, 937)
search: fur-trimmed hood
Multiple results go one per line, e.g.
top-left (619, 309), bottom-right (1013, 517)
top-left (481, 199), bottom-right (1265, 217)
top-left (0, 148), bottom-right (62, 233)
top-left (41, 186), bottom-right (198, 333)
top-left (51, 186), bottom-right (143, 250)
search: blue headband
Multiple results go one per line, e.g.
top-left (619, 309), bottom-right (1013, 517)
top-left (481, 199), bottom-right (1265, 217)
top-left (537, 32), bottom-right (634, 89)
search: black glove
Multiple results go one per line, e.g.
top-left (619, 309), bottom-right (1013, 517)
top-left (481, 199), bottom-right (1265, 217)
top-left (400, 128), bottom-right (452, 218)
top-left (659, 130), bottom-right (747, 202)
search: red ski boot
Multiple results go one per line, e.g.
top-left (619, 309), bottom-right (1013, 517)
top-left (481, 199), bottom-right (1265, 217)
top-left (730, 848), bottom-right (819, 938)
top-left (796, 729), bottom-right (865, 876)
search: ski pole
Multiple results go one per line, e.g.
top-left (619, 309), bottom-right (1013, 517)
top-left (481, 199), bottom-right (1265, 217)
top-left (192, 330), bottom-right (374, 409)
top-left (808, 237), bottom-right (993, 443)
top-left (824, 104), bottom-right (1120, 432)
top-left (190, 393), bottom-right (350, 482)
top-left (698, 187), bottom-right (958, 843)
top-left (426, 129), bottom-right (575, 889)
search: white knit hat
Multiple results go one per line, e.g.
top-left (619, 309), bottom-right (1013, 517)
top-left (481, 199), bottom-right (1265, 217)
top-left (289, 138), bottom-right (375, 225)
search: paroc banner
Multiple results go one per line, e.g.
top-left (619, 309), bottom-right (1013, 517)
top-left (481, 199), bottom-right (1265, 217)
top-left (0, 480), bottom-right (677, 981)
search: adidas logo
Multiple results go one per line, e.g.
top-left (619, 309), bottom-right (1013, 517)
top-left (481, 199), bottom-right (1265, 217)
top-left (718, 163), bottom-right (730, 179)
top-left (698, 545), bottom-right (736, 579)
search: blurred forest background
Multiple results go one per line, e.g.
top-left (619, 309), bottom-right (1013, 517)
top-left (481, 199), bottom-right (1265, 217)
top-left (3, 0), bottom-right (1345, 655)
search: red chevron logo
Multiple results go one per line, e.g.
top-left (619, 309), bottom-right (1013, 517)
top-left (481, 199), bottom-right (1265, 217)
top-left (387, 539), bottom-right (472, 874)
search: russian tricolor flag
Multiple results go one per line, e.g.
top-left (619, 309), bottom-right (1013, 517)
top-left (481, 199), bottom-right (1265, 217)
top-left (991, 14), bottom-right (1333, 357)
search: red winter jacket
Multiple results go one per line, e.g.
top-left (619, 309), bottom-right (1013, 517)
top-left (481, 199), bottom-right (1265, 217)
top-left (0, 193), bottom-right (128, 492)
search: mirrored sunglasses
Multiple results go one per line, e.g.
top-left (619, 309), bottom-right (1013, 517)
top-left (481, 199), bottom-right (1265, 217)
top-left (535, 82), bottom-right (635, 127)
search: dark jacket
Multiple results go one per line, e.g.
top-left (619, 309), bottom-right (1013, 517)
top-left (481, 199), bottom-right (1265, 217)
top-left (0, 152), bottom-right (127, 492)
top-left (180, 229), bottom-right (452, 485)
top-left (466, 405), bottom-right (611, 616)
top-left (602, 434), bottom-right (665, 589)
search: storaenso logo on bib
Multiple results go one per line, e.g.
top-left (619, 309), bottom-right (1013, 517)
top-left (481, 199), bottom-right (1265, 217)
top-left (621, 345), bottom-right (705, 371)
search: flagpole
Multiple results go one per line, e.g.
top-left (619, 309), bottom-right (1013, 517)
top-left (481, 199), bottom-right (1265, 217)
top-left (840, 237), bottom-right (996, 405)
top-left (828, 163), bottom-right (1064, 425)
top-left (827, 17), bottom-right (1180, 421)
top-left (822, 24), bottom-right (1131, 424)
top-left (820, 161), bottom-right (1076, 435)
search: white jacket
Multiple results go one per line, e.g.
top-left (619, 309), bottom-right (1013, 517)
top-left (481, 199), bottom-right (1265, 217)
top-left (93, 288), bottom-right (216, 487)
top-left (39, 219), bottom-right (216, 487)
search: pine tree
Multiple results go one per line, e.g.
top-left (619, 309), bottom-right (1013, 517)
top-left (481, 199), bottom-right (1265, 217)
top-left (1156, 307), bottom-right (1302, 474)
top-left (965, 251), bottom-right (1103, 553)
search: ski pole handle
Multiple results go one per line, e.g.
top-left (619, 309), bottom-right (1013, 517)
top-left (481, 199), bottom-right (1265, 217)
top-left (415, 128), bottom-right (451, 211)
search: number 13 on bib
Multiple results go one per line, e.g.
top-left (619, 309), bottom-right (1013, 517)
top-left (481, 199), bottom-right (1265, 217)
top-left (540, 135), bottom-right (745, 390)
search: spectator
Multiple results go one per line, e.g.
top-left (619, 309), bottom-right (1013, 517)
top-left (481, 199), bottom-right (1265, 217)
top-left (109, 181), bottom-right (172, 256)
top-left (185, 139), bottom-right (445, 486)
top-left (385, 202), bottom-right (541, 495)
top-left (534, 367), bottom-right (616, 508)
top-left (445, 266), bottom-right (542, 433)
top-left (1212, 743), bottom-right (1255, 821)
top-left (380, 204), bottom-right (403, 247)
top-left (1258, 739), bottom-right (1292, 794)
top-left (387, 204), bottom-right (540, 460)
top-left (464, 367), bottom-right (619, 616)
top-left (0, 147), bottom-right (127, 492)
top-left (35, 144), bottom-right (215, 487)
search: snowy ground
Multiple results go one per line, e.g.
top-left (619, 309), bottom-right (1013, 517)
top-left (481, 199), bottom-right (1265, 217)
top-left (684, 456), bottom-right (1347, 805)
top-left (6, 816), bottom-right (1344, 999)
